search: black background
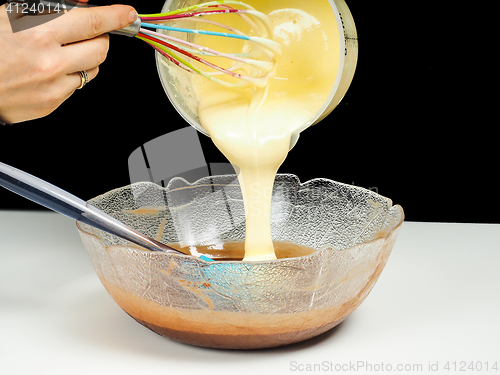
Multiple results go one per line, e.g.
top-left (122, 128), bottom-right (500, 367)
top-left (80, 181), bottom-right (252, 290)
top-left (0, 1), bottom-right (496, 223)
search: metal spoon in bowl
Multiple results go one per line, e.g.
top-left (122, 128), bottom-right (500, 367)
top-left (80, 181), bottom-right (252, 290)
top-left (0, 161), bottom-right (213, 262)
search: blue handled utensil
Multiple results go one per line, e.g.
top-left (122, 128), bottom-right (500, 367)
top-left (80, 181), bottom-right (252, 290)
top-left (0, 161), bottom-right (213, 262)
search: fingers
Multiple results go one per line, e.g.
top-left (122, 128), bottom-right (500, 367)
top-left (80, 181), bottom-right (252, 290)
top-left (47, 5), bottom-right (137, 45)
top-left (1, 65), bottom-right (100, 123)
top-left (0, 4), bottom-right (135, 123)
top-left (71, 66), bottom-right (99, 91)
top-left (36, 67), bottom-right (99, 117)
top-left (62, 33), bottom-right (109, 74)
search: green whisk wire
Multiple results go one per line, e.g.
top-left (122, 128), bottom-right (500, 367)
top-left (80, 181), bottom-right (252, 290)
top-left (134, 0), bottom-right (281, 88)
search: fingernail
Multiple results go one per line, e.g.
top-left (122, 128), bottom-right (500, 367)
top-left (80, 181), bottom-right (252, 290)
top-left (129, 9), bottom-right (138, 23)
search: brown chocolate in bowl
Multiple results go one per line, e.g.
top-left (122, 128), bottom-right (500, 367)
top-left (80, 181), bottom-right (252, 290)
top-left (167, 241), bottom-right (317, 261)
top-left (100, 281), bottom-right (363, 350)
top-left (96, 239), bottom-right (393, 350)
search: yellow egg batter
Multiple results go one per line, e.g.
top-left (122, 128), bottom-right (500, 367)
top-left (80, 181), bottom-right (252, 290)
top-left (192, 0), bottom-right (340, 261)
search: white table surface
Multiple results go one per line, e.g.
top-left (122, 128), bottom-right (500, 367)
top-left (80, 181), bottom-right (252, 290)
top-left (1, 211), bottom-right (499, 375)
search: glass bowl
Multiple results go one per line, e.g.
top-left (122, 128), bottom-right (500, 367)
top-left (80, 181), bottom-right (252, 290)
top-left (76, 175), bottom-right (403, 349)
top-left (156, 0), bottom-right (358, 149)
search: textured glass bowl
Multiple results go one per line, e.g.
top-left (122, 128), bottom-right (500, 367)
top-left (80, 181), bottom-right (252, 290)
top-left (76, 175), bottom-right (403, 349)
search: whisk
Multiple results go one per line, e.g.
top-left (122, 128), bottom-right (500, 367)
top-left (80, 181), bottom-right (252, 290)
top-left (135, 1), bottom-right (282, 88)
top-left (13, 0), bottom-right (281, 87)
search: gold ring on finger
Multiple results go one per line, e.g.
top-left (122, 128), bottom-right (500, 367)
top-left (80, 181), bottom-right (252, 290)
top-left (77, 70), bottom-right (89, 90)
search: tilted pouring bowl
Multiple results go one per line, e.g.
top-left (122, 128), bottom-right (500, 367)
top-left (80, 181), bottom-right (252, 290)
top-left (156, 0), bottom-right (358, 149)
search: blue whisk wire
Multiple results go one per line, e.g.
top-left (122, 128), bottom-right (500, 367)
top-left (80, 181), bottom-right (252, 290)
top-left (140, 22), bottom-right (251, 41)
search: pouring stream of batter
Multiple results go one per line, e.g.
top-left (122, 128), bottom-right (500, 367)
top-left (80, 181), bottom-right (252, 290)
top-left (192, 0), bottom-right (340, 260)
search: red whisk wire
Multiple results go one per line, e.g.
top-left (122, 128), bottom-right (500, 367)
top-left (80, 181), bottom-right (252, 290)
top-left (140, 8), bottom-right (242, 22)
top-left (138, 32), bottom-right (242, 79)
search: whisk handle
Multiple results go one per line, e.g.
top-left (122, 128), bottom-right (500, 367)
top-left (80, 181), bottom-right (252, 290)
top-left (110, 13), bottom-right (141, 37)
top-left (10, 0), bottom-right (141, 37)
top-left (42, 0), bottom-right (142, 37)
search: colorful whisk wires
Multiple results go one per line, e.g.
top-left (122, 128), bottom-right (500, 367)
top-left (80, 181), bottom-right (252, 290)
top-left (135, 1), bottom-right (281, 88)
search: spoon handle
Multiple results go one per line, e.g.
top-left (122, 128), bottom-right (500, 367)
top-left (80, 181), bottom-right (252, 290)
top-left (0, 161), bottom-right (90, 220)
top-left (0, 161), bottom-right (213, 260)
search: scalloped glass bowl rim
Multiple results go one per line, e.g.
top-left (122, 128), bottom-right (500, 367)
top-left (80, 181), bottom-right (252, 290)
top-left (76, 174), bottom-right (404, 264)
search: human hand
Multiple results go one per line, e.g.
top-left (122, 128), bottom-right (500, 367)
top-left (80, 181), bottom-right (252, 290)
top-left (0, 2), bottom-right (137, 124)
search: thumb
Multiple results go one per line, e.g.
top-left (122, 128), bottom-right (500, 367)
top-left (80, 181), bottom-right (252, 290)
top-left (50, 5), bottom-right (137, 45)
